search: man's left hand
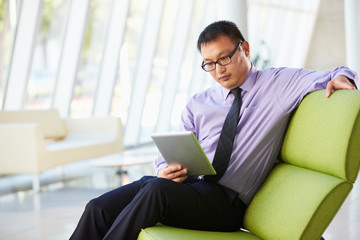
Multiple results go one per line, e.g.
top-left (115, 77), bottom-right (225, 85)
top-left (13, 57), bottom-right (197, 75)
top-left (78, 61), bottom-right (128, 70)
top-left (326, 75), bottom-right (357, 98)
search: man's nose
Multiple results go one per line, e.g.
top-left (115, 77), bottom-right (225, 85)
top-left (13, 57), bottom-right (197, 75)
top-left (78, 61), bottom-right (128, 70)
top-left (216, 63), bottom-right (226, 74)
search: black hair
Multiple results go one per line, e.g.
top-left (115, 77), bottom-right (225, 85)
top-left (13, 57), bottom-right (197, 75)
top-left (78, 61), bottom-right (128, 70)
top-left (197, 20), bottom-right (245, 52)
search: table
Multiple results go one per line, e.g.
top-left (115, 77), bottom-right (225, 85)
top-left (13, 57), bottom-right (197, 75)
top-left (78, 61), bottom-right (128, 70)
top-left (91, 148), bottom-right (158, 185)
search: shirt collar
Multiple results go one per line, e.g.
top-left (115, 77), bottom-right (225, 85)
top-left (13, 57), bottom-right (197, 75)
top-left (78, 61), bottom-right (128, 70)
top-left (222, 64), bottom-right (257, 101)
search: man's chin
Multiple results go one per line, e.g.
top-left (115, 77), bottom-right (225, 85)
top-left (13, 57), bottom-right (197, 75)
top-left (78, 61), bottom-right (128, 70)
top-left (219, 82), bottom-right (236, 90)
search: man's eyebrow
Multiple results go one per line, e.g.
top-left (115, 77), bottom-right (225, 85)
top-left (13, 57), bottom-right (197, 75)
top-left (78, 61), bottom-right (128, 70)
top-left (203, 49), bottom-right (230, 62)
top-left (203, 57), bottom-right (214, 62)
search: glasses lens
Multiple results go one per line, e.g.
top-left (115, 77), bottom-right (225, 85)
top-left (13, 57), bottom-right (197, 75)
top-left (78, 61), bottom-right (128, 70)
top-left (203, 63), bottom-right (215, 72)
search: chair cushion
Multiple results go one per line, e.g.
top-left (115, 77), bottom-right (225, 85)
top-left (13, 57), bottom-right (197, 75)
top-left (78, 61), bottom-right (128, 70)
top-left (243, 163), bottom-right (352, 240)
top-left (281, 90), bottom-right (360, 182)
top-left (138, 225), bottom-right (261, 240)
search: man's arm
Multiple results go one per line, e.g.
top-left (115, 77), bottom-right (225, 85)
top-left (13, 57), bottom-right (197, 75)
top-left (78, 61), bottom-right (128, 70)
top-left (272, 66), bottom-right (358, 113)
top-left (326, 75), bottom-right (357, 98)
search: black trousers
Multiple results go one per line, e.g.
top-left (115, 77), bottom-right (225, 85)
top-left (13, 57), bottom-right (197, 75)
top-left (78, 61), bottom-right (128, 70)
top-left (69, 176), bottom-right (247, 240)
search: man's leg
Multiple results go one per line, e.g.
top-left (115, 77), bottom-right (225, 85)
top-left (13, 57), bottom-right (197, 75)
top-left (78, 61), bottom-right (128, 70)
top-left (69, 176), bottom-right (155, 240)
top-left (161, 179), bottom-right (246, 232)
top-left (103, 178), bottom-right (246, 240)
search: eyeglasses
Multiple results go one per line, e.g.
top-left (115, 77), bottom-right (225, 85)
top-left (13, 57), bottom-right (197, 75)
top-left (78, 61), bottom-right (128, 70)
top-left (201, 42), bottom-right (242, 72)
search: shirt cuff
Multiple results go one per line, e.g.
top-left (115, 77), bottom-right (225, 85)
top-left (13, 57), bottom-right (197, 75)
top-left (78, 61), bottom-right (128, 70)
top-left (155, 162), bottom-right (168, 175)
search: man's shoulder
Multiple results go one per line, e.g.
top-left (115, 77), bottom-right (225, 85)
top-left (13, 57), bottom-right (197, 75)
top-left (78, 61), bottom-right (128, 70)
top-left (191, 84), bottom-right (222, 100)
top-left (254, 67), bottom-right (305, 83)
top-left (259, 66), bottom-right (290, 76)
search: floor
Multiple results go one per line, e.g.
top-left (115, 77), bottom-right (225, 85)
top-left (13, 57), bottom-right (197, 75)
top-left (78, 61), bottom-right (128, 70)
top-left (0, 147), bottom-right (359, 240)
top-left (0, 146), bottom-right (157, 240)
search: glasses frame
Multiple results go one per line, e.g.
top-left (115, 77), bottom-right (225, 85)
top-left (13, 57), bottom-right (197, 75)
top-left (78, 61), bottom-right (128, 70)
top-left (201, 42), bottom-right (242, 72)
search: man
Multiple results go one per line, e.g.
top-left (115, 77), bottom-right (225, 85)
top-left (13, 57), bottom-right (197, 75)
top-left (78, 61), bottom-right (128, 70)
top-left (70, 20), bottom-right (357, 240)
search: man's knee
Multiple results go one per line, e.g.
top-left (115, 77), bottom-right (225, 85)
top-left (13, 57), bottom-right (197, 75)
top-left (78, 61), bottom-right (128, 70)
top-left (85, 197), bottom-right (102, 214)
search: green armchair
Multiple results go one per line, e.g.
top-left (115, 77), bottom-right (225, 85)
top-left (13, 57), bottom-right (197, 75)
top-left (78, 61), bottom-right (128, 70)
top-left (138, 90), bottom-right (360, 240)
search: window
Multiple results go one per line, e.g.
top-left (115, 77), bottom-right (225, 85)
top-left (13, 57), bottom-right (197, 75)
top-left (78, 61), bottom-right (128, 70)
top-left (25, 0), bottom-right (70, 110)
top-left (70, 0), bottom-right (112, 117)
top-left (111, 0), bottom-right (149, 124)
top-left (0, 0), bottom-right (17, 108)
top-left (0, 0), bottom-right (322, 147)
top-left (139, 0), bottom-right (180, 142)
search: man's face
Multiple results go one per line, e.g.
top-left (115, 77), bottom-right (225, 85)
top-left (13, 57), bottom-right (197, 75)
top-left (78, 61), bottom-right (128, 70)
top-left (200, 35), bottom-right (251, 90)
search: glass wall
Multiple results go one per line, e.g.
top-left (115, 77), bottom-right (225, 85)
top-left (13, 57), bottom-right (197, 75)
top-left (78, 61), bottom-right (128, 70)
top-left (0, 0), bottom-right (17, 108)
top-left (0, 0), bottom-right (320, 147)
top-left (25, 0), bottom-right (70, 110)
top-left (139, 0), bottom-right (180, 142)
top-left (70, 0), bottom-right (112, 117)
top-left (111, 0), bottom-right (149, 126)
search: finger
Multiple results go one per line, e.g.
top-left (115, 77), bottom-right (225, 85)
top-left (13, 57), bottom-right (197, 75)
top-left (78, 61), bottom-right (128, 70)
top-left (169, 167), bottom-right (188, 180)
top-left (326, 81), bottom-right (334, 98)
top-left (160, 165), bottom-right (187, 180)
top-left (172, 175), bottom-right (188, 183)
top-left (161, 164), bottom-right (180, 175)
top-left (158, 165), bottom-right (178, 178)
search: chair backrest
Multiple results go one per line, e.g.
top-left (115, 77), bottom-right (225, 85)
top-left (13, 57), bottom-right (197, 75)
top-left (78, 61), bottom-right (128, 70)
top-left (243, 90), bottom-right (360, 240)
top-left (0, 109), bottom-right (67, 140)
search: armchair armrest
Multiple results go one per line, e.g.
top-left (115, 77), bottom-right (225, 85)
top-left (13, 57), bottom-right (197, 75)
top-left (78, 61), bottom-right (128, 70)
top-left (0, 123), bottom-right (45, 174)
top-left (62, 117), bottom-right (124, 152)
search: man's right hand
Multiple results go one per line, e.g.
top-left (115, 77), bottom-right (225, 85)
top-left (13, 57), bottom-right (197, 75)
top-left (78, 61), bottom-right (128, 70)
top-left (157, 163), bottom-right (188, 183)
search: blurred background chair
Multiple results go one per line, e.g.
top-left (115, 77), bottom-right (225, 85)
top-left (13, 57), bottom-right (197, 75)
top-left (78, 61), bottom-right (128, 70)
top-left (0, 109), bottom-right (124, 192)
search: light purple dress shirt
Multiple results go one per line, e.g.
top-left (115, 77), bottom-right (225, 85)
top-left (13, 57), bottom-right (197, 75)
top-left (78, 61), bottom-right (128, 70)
top-left (154, 65), bottom-right (358, 204)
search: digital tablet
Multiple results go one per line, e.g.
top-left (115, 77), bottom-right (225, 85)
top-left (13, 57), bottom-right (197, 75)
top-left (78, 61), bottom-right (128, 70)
top-left (150, 131), bottom-right (216, 176)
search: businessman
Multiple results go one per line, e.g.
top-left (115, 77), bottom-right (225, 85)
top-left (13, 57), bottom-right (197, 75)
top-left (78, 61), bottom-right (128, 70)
top-left (70, 20), bottom-right (357, 240)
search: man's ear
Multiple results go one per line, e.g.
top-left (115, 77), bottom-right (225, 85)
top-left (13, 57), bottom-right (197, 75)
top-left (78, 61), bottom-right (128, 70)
top-left (241, 41), bottom-right (250, 57)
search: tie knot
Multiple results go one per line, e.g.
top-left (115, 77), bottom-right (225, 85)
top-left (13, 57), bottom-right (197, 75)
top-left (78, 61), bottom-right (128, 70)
top-left (230, 88), bottom-right (242, 100)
